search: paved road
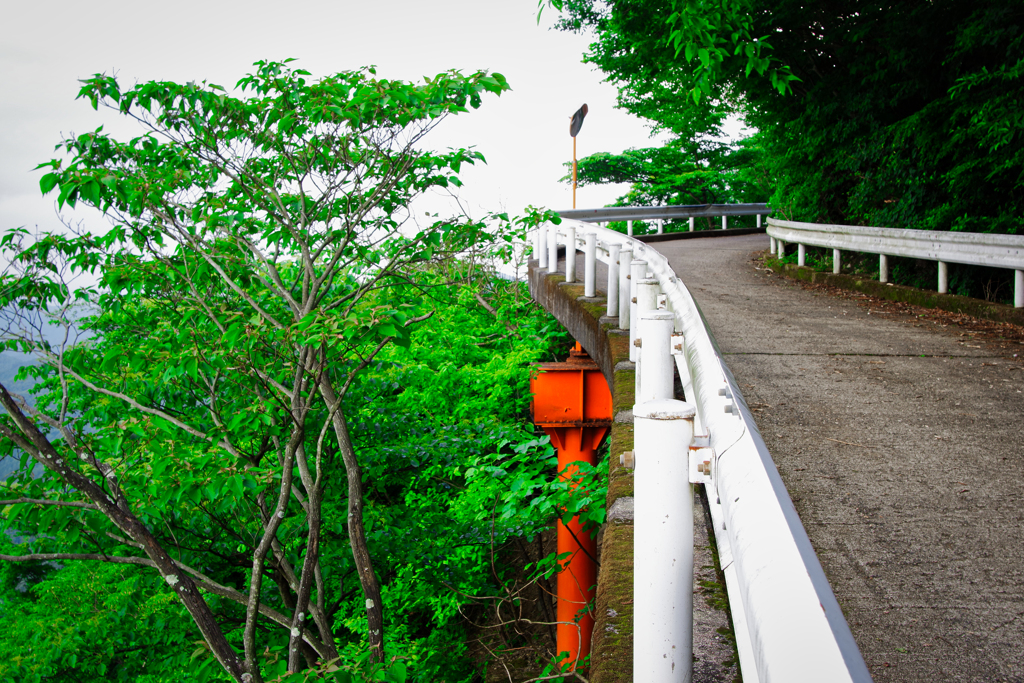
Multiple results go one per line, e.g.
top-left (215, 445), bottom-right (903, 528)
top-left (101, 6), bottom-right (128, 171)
top-left (654, 234), bottom-right (1024, 682)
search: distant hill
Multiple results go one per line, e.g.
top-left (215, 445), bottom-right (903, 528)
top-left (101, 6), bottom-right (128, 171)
top-left (0, 351), bottom-right (40, 481)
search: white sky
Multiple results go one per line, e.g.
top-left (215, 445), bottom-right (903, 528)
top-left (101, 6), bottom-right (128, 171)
top-left (0, 0), bottom-right (665, 239)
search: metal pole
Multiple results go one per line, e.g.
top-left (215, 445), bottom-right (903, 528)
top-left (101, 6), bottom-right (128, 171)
top-left (584, 233), bottom-right (596, 296)
top-left (618, 247), bottom-right (632, 330)
top-left (628, 220), bottom-right (634, 236)
top-left (769, 236), bottom-right (776, 253)
top-left (607, 243), bottom-right (621, 318)
top-left (721, 215), bottom-right (727, 230)
top-left (879, 254), bottom-right (889, 284)
top-left (1016, 270), bottom-right (1023, 309)
top-left (629, 260), bottom-right (648, 362)
top-left (637, 310), bottom-right (675, 403)
top-left (566, 226), bottom-right (577, 283)
top-left (539, 223), bottom-right (548, 269)
top-left (938, 261), bottom-right (948, 294)
top-left (798, 244), bottom-right (806, 267)
top-left (634, 398), bottom-right (696, 683)
top-left (657, 219), bottom-right (664, 235)
top-left (833, 248), bottom-right (842, 275)
top-left (757, 214), bottom-right (762, 228)
top-left (689, 217), bottom-right (694, 232)
top-left (572, 136), bottom-right (577, 210)
top-left (778, 240), bottom-right (785, 259)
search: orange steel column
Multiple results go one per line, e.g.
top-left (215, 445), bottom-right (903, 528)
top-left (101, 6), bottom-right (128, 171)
top-left (531, 343), bottom-right (612, 671)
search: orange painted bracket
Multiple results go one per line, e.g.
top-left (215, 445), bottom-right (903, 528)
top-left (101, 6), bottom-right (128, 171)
top-left (531, 344), bottom-right (613, 429)
top-left (530, 343), bottom-right (612, 671)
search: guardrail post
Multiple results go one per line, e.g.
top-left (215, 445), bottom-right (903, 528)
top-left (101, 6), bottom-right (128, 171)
top-left (938, 261), bottom-right (948, 294)
top-left (769, 236), bottom-right (776, 253)
top-left (629, 260), bottom-right (648, 362)
top-left (618, 247), bottom-right (632, 330)
top-left (833, 248), bottom-right (841, 274)
top-left (635, 279), bottom-right (660, 397)
top-left (538, 224), bottom-right (548, 269)
top-left (688, 217), bottom-right (694, 232)
top-left (634, 398), bottom-right (696, 683)
top-left (566, 226), bottom-right (577, 283)
top-left (628, 220), bottom-right (634, 236)
top-left (657, 219), bottom-right (664, 235)
top-left (721, 215), bottom-right (727, 230)
top-left (778, 240), bottom-right (785, 259)
top-left (584, 233), bottom-right (596, 296)
top-left (607, 243), bottom-right (621, 317)
top-left (548, 225), bottom-right (558, 274)
top-left (880, 254), bottom-right (889, 283)
top-left (637, 309), bottom-right (675, 403)
top-left (757, 214), bottom-right (762, 228)
top-left (798, 244), bottom-right (806, 267)
top-left (1016, 270), bottom-right (1023, 309)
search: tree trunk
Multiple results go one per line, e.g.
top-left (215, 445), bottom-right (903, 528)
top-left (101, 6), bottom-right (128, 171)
top-left (0, 384), bottom-right (251, 682)
top-left (318, 377), bottom-right (385, 663)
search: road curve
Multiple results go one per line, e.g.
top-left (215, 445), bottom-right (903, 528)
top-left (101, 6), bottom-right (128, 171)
top-left (657, 234), bottom-right (1024, 682)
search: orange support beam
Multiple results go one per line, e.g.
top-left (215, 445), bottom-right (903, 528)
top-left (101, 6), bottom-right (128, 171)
top-left (531, 343), bottom-right (612, 672)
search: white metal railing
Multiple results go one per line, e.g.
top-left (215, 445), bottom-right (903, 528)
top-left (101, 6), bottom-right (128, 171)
top-left (767, 217), bottom-right (1024, 308)
top-left (534, 219), bottom-right (872, 683)
top-left (557, 203), bottom-right (768, 236)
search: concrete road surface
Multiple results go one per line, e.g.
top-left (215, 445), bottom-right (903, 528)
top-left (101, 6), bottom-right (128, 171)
top-left (655, 233), bottom-right (1024, 682)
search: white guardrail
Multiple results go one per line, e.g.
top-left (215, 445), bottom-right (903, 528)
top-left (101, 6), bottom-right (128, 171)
top-left (767, 217), bottom-right (1024, 308)
top-left (559, 203), bottom-right (768, 236)
top-left (533, 218), bottom-right (872, 683)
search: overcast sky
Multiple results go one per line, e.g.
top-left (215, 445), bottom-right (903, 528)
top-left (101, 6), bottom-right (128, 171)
top-left (1, 0), bottom-right (666, 239)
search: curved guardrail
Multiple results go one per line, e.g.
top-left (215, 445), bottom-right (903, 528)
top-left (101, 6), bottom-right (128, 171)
top-left (534, 218), bottom-right (872, 683)
top-left (767, 217), bottom-right (1024, 308)
top-left (558, 203), bottom-right (768, 235)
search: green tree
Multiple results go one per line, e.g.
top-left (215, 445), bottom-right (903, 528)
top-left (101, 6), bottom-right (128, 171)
top-left (0, 262), bottom-right (603, 682)
top-left (549, 0), bottom-right (1023, 238)
top-left (0, 60), bottom-right (510, 681)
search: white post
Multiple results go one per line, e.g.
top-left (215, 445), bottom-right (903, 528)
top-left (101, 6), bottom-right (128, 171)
top-left (629, 260), bottom-right (648, 362)
top-left (634, 280), bottom-right (659, 401)
top-left (633, 398), bottom-right (696, 683)
top-left (880, 254), bottom-right (889, 283)
top-left (607, 243), bottom-right (621, 317)
top-left (637, 310), bottom-right (675, 403)
top-left (657, 219), bottom-right (664, 235)
top-left (688, 217), bottom-right (695, 232)
top-left (618, 247), bottom-right (632, 330)
top-left (628, 220), bottom-right (634, 237)
top-left (721, 215), bottom-right (727, 230)
top-left (584, 233), bottom-right (596, 297)
top-left (938, 261), bottom-right (948, 294)
top-left (548, 226), bottom-right (558, 274)
top-left (777, 240), bottom-right (785, 258)
top-left (634, 280), bottom-right (660, 398)
top-left (538, 223), bottom-right (548, 269)
top-left (565, 226), bottom-right (577, 283)
top-left (1016, 270), bottom-right (1023, 309)
top-left (833, 248), bottom-right (841, 275)
top-left (769, 236), bottom-right (776, 253)
top-left (757, 214), bottom-right (762, 228)
top-left (533, 226), bottom-right (542, 262)
top-left (798, 244), bottom-right (806, 267)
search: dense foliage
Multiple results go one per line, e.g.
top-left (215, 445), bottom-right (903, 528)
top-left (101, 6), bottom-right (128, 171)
top-left (0, 61), bottom-right (603, 681)
top-left (551, 0), bottom-right (1022, 236)
top-left (0, 267), bottom-right (594, 682)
